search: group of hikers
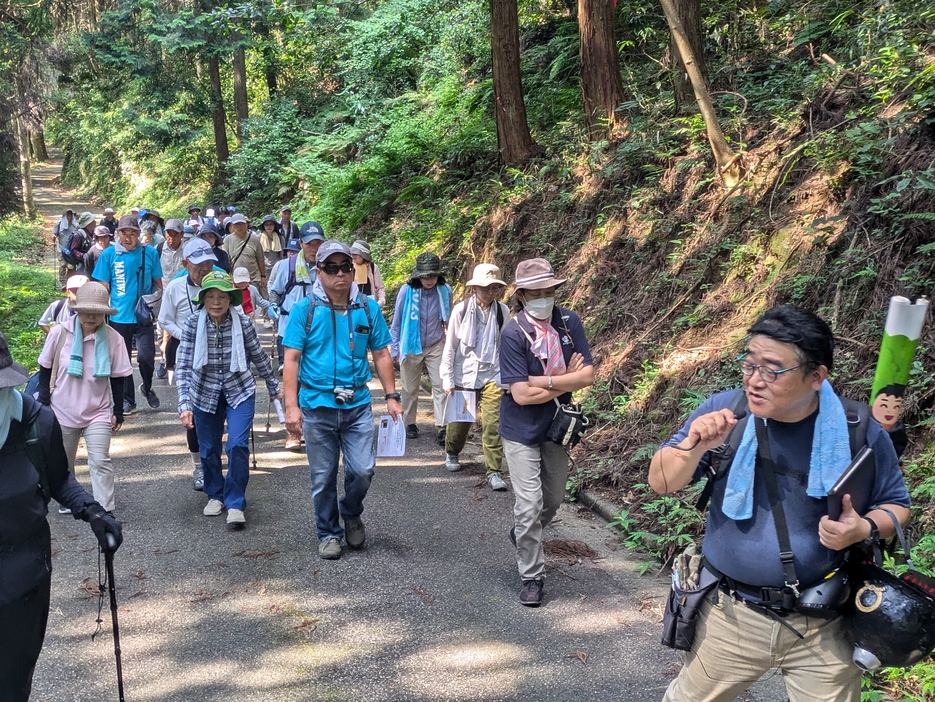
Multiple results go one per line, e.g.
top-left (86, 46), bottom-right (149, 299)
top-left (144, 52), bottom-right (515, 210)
top-left (0, 202), bottom-right (917, 702)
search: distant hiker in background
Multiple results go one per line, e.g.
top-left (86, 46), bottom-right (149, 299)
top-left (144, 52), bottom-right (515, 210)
top-left (278, 205), bottom-right (300, 247)
top-left (157, 219), bottom-right (186, 281)
top-left (440, 263), bottom-right (510, 491)
top-left (350, 239), bottom-right (386, 306)
top-left (187, 205), bottom-right (205, 228)
top-left (37, 282), bottom-right (133, 514)
top-left (0, 332), bottom-right (122, 702)
top-left (499, 257), bottom-right (594, 607)
top-left (222, 213), bottom-right (266, 295)
top-left (199, 224), bottom-right (231, 273)
top-left (233, 267), bottom-right (272, 322)
top-left (62, 212), bottom-right (96, 275)
top-left (82, 226), bottom-right (112, 276)
top-left (100, 207), bottom-right (118, 236)
top-left (37, 274), bottom-right (87, 333)
top-left (390, 252), bottom-right (452, 444)
top-left (258, 215), bottom-right (284, 271)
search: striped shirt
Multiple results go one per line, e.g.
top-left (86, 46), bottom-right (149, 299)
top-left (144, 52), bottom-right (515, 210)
top-left (176, 312), bottom-right (278, 414)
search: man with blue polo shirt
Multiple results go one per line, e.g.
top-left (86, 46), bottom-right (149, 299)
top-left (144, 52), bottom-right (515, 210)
top-left (92, 214), bottom-right (164, 415)
top-left (282, 239), bottom-right (402, 561)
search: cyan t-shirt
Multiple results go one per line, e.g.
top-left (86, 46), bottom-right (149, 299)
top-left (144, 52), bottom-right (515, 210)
top-left (92, 245), bottom-right (163, 324)
top-left (662, 389), bottom-right (911, 588)
top-left (282, 295), bottom-right (391, 410)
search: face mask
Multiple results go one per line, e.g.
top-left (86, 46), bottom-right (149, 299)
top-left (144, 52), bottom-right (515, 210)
top-left (524, 297), bottom-right (554, 320)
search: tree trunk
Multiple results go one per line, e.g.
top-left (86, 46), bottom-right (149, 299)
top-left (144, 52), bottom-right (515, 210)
top-left (30, 129), bottom-right (49, 161)
top-left (15, 117), bottom-right (35, 218)
top-left (670, 0), bottom-right (707, 114)
top-left (232, 45), bottom-right (249, 141)
top-left (578, 0), bottom-right (627, 140)
top-left (263, 46), bottom-right (278, 98)
top-left (659, 0), bottom-right (741, 188)
top-left (489, 0), bottom-right (541, 165)
top-left (208, 54), bottom-right (229, 167)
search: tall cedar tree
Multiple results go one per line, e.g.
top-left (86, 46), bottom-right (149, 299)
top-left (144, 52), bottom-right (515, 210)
top-left (578, 0), bottom-right (626, 139)
top-left (233, 43), bottom-right (249, 141)
top-left (209, 54), bottom-right (230, 166)
top-left (490, 0), bottom-right (542, 165)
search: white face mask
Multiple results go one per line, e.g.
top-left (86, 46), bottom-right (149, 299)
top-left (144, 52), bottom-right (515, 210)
top-left (524, 297), bottom-right (554, 320)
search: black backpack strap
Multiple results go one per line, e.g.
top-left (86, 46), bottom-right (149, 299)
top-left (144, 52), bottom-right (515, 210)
top-left (840, 397), bottom-right (869, 458)
top-left (695, 389), bottom-right (748, 511)
top-left (20, 395), bottom-right (50, 501)
top-left (496, 302), bottom-right (504, 329)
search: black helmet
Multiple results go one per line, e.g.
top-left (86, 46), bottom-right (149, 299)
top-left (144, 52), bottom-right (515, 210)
top-left (841, 557), bottom-right (935, 670)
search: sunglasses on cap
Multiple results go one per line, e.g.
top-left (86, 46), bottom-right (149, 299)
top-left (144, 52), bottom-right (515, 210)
top-left (318, 261), bottom-right (354, 275)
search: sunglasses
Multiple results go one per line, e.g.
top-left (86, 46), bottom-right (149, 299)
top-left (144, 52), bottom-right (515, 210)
top-left (318, 261), bottom-right (354, 275)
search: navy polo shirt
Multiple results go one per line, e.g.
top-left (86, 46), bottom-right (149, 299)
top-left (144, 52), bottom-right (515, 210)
top-left (498, 307), bottom-right (593, 445)
top-left (662, 389), bottom-right (910, 588)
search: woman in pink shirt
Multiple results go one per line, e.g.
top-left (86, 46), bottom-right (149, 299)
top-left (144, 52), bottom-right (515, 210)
top-left (37, 282), bottom-right (133, 513)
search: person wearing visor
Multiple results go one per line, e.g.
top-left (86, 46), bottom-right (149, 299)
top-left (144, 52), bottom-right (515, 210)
top-left (159, 238), bottom-right (220, 491)
top-left (389, 252), bottom-right (452, 443)
top-left (175, 271), bottom-right (281, 529)
top-left (499, 258), bottom-right (594, 607)
top-left (282, 240), bottom-right (401, 560)
top-left (440, 263), bottom-right (511, 491)
top-left (649, 305), bottom-right (910, 701)
top-left (199, 223), bottom-right (231, 272)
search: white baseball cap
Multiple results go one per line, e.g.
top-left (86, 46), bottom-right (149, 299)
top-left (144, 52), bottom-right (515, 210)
top-left (183, 238), bottom-right (218, 265)
top-left (232, 267), bottom-right (251, 284)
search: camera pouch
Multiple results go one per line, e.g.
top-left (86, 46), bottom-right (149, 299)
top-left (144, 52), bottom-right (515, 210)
top-left (661, 567), bottom-right (721, 651)
top-left (545, 401), bottom-right (591, 448)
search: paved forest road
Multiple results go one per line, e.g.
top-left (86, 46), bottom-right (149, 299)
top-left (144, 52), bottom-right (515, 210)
top-left (27, 158), bottom-right (788, 701)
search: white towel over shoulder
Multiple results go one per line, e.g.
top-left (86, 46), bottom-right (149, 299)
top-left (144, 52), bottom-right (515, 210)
top-left (193, 308), bottom-right (248, 373)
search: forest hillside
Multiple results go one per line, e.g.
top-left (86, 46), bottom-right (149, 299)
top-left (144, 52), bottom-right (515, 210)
top-left (2, 0), bottom-right (935, 696)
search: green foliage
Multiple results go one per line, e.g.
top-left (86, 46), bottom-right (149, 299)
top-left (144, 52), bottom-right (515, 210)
top-left (0, 217), bottom-right (58, 370)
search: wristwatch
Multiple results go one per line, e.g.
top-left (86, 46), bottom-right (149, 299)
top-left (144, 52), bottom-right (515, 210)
top-left (385, 392), bottom-right (401, 402)
top-left (862, 517), bottom-right (880, 547)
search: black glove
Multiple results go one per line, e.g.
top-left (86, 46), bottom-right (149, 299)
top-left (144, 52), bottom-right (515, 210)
top-left (88, 509), bottom-right (123, 552)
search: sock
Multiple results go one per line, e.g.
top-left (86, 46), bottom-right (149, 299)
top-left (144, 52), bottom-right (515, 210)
top-left (190, 451), bottom-right (202, 469)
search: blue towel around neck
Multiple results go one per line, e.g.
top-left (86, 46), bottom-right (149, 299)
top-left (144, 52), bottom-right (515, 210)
top-left (399, 284), bottom-right (451, 359)
top-left (721, 380), bottom-right (852, 521)
top-left (67, 323), bottom-right (112, 379)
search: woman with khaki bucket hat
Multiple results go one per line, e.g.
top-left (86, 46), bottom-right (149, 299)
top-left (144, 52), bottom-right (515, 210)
top-left (37, 282), bottom-right (133, 513)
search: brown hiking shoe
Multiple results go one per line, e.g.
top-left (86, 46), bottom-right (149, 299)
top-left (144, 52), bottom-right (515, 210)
top-left (519, 579), bottom-right (543, 607)
top-left (345, 518), bottom-right (366, 550)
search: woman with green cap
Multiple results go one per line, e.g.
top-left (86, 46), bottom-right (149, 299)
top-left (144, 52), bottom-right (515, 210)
top-left (175, 271), bottom-right (281, 529)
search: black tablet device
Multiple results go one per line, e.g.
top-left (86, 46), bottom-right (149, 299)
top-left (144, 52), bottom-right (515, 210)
top-left (827, 446), bottom-right (875, 521)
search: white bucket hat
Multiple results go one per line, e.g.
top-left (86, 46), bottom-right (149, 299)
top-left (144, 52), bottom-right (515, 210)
top-left (465, 263), bottom-right (506, 287)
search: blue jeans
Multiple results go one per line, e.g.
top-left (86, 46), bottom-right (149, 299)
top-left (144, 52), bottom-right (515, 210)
top-left (194, 393), bottom-right (255, 511)
top-left (302, 403), bottom-right (375, 542)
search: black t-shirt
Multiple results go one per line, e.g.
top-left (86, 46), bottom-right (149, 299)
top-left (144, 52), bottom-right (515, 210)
top-left (498, 307), bottom-right (593, 445)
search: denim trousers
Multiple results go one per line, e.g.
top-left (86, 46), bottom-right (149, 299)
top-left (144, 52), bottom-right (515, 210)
top-left (302, 403), bottom-right (375, 542)
top-left (110, 321), bottom-right (155, 405)
top-left (193, 393), bottom-right (255, 511)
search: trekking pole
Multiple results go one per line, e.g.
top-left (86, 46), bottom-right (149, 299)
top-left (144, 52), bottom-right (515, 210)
top-left (266, 396), bottom-right (272, 433)
top-left (104, 534), bottom-right (126, 702)
top-left (251, 426), bottom-right (258, 470)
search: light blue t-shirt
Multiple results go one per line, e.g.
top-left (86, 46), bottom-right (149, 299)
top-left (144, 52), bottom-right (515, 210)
top-left (92, 245), bottom-right (163, 324)
top-left (282, 295), bottom-right (391, 410)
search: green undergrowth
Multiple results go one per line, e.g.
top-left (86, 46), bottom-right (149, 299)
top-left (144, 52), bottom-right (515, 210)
top-left (0, 217), bottom-right (59, 370)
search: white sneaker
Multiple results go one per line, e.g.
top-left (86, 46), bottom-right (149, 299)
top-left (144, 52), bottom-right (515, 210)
top-left (58, 505), bottom-right (72, 514)
top-left (203, 499), bottom-right (224, 516)
top-left (227, 509), bottom-right (246, 528)
top-left (488, 473), bottom-right (508, 491)
top-left (277, 363), bottom-right (284, 374)
top-left (263, 319), bottom-right (274, 329)
top-left (445, 453), bottom-right (461, 472)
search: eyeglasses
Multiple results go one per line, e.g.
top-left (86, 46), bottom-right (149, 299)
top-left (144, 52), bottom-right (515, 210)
top-left (739, 358), bottom-right (802, 383)
top-left (319, 261), bottom-right (354, 275)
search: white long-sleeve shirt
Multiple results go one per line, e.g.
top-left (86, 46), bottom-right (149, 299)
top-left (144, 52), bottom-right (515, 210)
top-left (440, 298), bottom-right (510, 391)
top-left (158, 274), bottom-right (201, 340)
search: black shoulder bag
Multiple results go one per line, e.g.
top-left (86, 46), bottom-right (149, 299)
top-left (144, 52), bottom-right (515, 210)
top-left (134, 249), bottom-right (155, 327)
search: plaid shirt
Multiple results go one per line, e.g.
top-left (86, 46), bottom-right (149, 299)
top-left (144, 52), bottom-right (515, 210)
top-left (176, 312), bottom-right (279, 414)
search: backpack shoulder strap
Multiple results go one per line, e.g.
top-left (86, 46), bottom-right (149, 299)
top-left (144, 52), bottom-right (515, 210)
top-left (157, 241), bottom-right (164, 256)
top-left (695, 388), bottom-right (749, 512)
top-left (840, 396), bottom-right (870, 457)
top-left (496, 302), bottom-right (505, 330)
top-left (357, 293), bottom-right (373, 330)
top-left (49, 325), bottom-right (69, 393)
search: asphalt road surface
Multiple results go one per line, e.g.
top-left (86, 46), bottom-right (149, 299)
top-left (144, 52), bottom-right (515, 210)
top-left (30, 352), bottom-right (789, 702)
